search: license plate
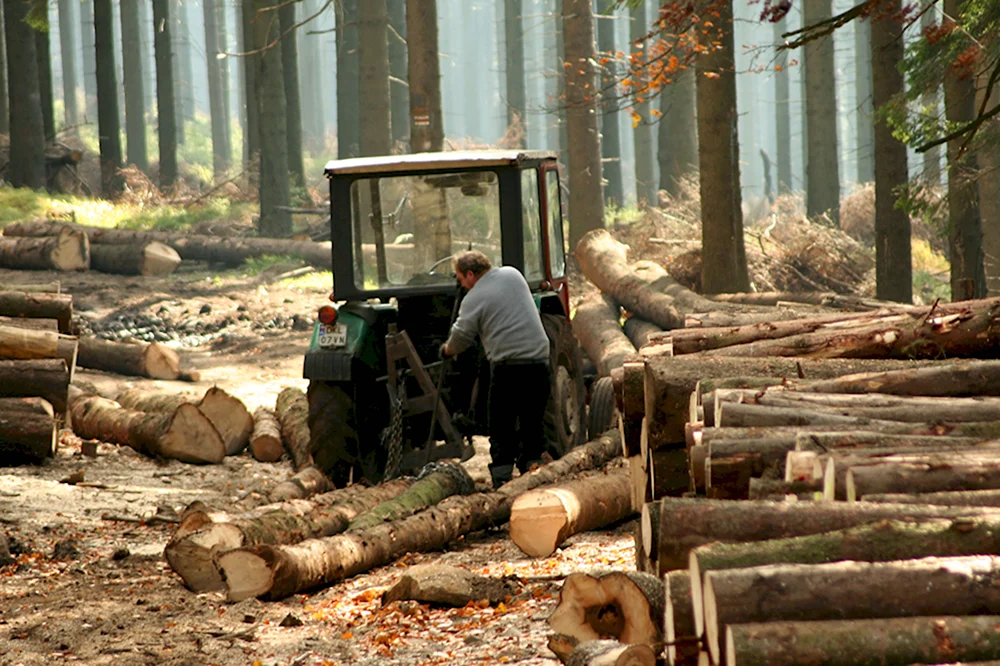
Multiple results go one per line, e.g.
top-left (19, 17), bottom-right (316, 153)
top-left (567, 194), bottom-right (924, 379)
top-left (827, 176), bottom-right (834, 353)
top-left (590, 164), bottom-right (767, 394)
top-left (319, 323), bottom-right (348, 348)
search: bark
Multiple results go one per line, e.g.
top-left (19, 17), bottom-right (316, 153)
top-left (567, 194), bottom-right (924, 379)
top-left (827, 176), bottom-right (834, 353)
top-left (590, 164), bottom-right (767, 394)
top-left (863, 489), bottom-right (1000, 507)
top-left (704, 555), bottom-right (1000, 665)
top-left (726, 615), bottom-right (1000, 666)
top-left (254, 0), bottom-right (291, 237)
top-left (665, 571), bottom-right (700, 665)
top-left (152, 0), bottom-right (178, 188)
top-left (165, 479), bottom-right (412, 592)
top-left (358, 0), bottom-right (391, 157)
top-left (659, 67), bottom-right (697, 198)
top-left (503, 0), bottom-right (526, 141)
top-left (348, 462), bottom-right (474, 530)
top-left (203, 0), bottom-right (229, 179)
top-left (250, 407), bottom-right (283, 463)
top-left (240, 0), bottom-right (259, 166)
top-left (77, 337), bottom-right (181, 380)
top-left (854, 19), bottom-right (874, 184)
top-left (571, 292), bottom-right (635, 377)
top-left (0, 359), bottom-right (69, 413)
top-left (275, 387), bottom-right (313, 471)
top-left (216, 429), bottom-right (622, 600)
top-left (791, 359), bottom-right (1000, 397)
top-left (94, 0), bottom-right (123, 195)
top-left (596, 9), bottom-right (621, 205)
top-left (0, 291), bottom-right (73, 333)
top-left (0, 324), bottom-right (77, 372)
top-left (89, 242), bottom-right (181, 276)
top-left (803, 0), bottom-right (840, 225)
top-left (617, 363), bottom-right (643, 457)
top-left (120, 0), bottom-right (147, 172)
top-left (79, 0), bottom-right (97, 119)
top-left (696, 0), bottom-right (748, 293)
top-left (269, 465), bottom-right (333, 502)
top-left (4, 0), bottom-right (45, 188)
top-left (548, 570), bottom-right (664, 647)
top-left (0, 1), bottom-right (8, 135)
top-left (0, 231), bottom-right (89, 272)
top-left (0, 280), bottom-right (61, 293)
top-left (336, 0), bottom-right (360, 157)
top-left (562, 0), bottom-right (604, 251)
top-left (773, 17), bottom-right (791, 193)
top-left (0, 397), bottom-right (56, 463)
top-left (622, 317), bottom-right (661, 350)
top-left (630, 0), bottom-right (656, 206)
top-left (509, 467), bottom-right (633, 557)
top-left (648, 449), bottom-right (689, 499)
top-left (713, 402), bottom-right (1000, 432)
top-left (34, 9), bottom-right (52, 142)
top-left (69, 393), bottom-right (224, 464)
top-left (386, 0), bottom-right (406, 147)
top-left (747, 477), bottom-right (822, 500)
top-left (564, 641), bottom-right (656, 666)
top-left (845, 455), bottom-right (1000, 501)
top-left (278, 1), bottom-right (304, 187)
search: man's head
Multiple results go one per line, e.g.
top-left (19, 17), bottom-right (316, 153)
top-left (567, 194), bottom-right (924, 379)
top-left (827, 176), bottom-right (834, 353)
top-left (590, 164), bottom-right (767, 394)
top-left (453, 250), bottom-right (492, 291)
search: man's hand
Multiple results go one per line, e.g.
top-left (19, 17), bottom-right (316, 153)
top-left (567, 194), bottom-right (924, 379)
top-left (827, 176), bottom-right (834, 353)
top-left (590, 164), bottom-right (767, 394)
top-left (438, 343), bottom-right (451, 360)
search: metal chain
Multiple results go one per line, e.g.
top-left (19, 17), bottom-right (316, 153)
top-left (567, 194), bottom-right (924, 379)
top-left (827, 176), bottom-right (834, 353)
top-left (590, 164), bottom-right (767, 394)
top-left (382, 386), bottom-right (405, 480)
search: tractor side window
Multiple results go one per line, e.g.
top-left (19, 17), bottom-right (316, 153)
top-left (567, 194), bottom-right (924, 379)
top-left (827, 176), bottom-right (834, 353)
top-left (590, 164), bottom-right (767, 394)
top-left (521, 169), bottom-right (544, 283)
top-left (545, 169), bottom-right (566, 279)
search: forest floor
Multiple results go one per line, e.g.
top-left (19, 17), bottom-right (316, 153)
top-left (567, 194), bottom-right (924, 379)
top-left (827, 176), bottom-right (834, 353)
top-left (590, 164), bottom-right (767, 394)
top-left (0, 262), bottom-right (635, 666)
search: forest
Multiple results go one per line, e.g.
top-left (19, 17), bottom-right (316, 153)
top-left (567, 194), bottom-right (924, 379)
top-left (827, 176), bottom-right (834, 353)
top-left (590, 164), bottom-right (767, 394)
top-left (0, 0), bottom-right (997, 303)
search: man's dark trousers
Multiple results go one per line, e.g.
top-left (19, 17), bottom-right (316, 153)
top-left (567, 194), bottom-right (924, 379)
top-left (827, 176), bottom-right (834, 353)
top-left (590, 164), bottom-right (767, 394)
top-left (487, 361), bottom-right (551, 486)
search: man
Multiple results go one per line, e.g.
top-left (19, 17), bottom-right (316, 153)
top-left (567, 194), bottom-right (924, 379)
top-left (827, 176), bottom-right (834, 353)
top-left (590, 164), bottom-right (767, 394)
top-left (440, 250), bottom-right (551, 488)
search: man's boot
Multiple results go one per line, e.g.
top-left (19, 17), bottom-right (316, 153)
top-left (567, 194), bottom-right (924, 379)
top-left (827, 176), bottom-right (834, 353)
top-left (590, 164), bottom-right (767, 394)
top-left (489, 464), bottom-right (514, 489)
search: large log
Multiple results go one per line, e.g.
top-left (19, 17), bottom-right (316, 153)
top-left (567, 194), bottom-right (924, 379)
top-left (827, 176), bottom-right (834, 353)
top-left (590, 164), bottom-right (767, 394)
top-left (0, 397), bottom-right (57, 462)
top-left (509, 467), bottom-right (634, 557)
top-left (275, 387), bottom-right (313, 471)
top-left (619, 362), bottom-right (644, 456)
top-left (548, 570), bottom-right (664, 647)
top-left (165, 479), bottom-right (413, 591)
top-left (77, 337), bottom-right (181, 380)
top-left (622, 316), bottom-right (662, 349)
top-left (725, 615), bottom-right (1000, 666)
top-left (791, 359), bottom-right (1000, 397)
top-left (69, 393), bottom-right (225, 464)
top-left (0, 227), bottom-right (89, 272)
top-left (249, 407), bottom-right (283, 462)
top-left (0, 292), bottom-right (72, 333)
top-left (862, 489), bottom-right (1000, 507)
top-left (664, 570), bottom-right (699, 666)
top-left (572, 292), bottom-right (636, 376)
top-left (574, 229), bottom-right (684, 329)
top-left (0, 359), bottom-right (69, 413)
top-left (348, 461), bottom-right (474, 530)
top-left (1, 219), bottom-right (334, 269)
top-left (0, 323), bottom-right (77, 370)
top-left (703, 555), bottom-right (1000, 665)
top-left (0, 280), bottom-right (61, 293)
top-left (269, 466), bottom-right (334, 502)
top-left (216, 430), bottom-right (623, 601)
top-left (0, 315), bottom-right (59, 331)
top-left (844, 454), bottom-right (1000, 500)
top-left (89, 241), bottom-right (181, 276)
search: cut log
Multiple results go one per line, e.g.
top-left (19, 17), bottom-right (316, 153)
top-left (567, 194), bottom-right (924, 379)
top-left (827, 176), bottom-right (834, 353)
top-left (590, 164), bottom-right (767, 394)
top-left (704, 555), bottom-right (1000, 665)
top-left (572, 292), bottom-right (636, 376)
top-left (115, 387), bottom-right (253, 456)
top-left (548, 570), bottom-right (664, 646)
top-left (509, 467), bottom-right (634, 557)
top-left (77, 337), bottom-right (181, 380)
top-left (0, 323), bottom-right (77, 373)
top-left (747, 477), bottom-right (822, 500)
top-left (69, 393), bottom-right (225, 464)
top-left (862, 489), bottom-right (1000, 507)
top-left (269, 466), bottom-right (333, 501)
top-left (649, 497), bottom-right (1000, 572)
top-left (0, 359), bottom-right (69, 413)
top-left (275, 387), bottom-right (313, 471)
top-left (684, 306), bottom-right (839, 329)
top-left (381, 563), bottom-right (516, 608)
top-left (622, 317), bottom-right (662, 349)
top-left (0, 397), bottom-right (57, 462)
top-left (564, 640), bottom-right (657, 666)
top-left (725, 615), bottom-right (1000, 666)
top-left (349, 462), bottom-right (474, 530)
top-left (0, 316), bottom-right (59, 331)
top-left (628, 454), bottom-right (649, 511)
top-left (791, 359), bottom-right (1000, 397)
top-left (0, 227), bottom-right (89, 272)
top-left (216, 429), bottom-right (623, 601)
top-left (250, 407), bottom-right (283, 462)
top-left (619, 362), bottom-right (645, 456)
top-left (574, 229), bottom-right (684, 329)
top-left (648, 449), bottom-right (689, 499)
top-left (89, 241), bottom-right (182, 276)
top-left (0, 280), bottom-right (61, 293)
top-left (0, 291), bottom-right (73, 333)
top-left (664, 570), bottom-right (699, 666)
top-left (165, 478), bottom-right (412, 591)
top-left (845, 454), bottom-right (1000, 501)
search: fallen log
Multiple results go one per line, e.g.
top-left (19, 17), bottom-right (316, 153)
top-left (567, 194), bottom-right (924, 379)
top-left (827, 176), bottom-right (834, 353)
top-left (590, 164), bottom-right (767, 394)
top-left (622, 316), bottom-right (662, 349)
top-left (548, 570), bottom-right (664, 646)
top-left (561, 640), bottom-right (656, 666)
top-left (0, 359), bottom-right (69, 413)
top-left (165, 478), bottom-right (412, 592)
top-left (77, 337), bottom-right (181, 380)
top-left (572, 292), bottom-right (636, 376)
top-left (69, 392), bottom-right (225, 464)
top-left (684, 306), bottom-right (836, 329)
top-left (509, 466), bottom-right (633, 557)
top-left (89, 241), bottom-right (182, 276)
top-left (275, 387), bottom-right (313, 471)
top-left (704, 555), bottom-right (1000, 665)
top-left (725, 615), bottom-right (1000, 666)
top-left (0, 280), bottom-right (61, 293)
top-left (216, 429), bottom-right (623, 601)
top-left (0, 323), bottom-right (77, 373)
top-left (747, 477), bottom-right (822, 500)
top-left (790, 358), bottom-right (1000, 397)
top-left (269, 466), bottom-right (334, 502)
top-left (249, 407), bottom-right (283, 462)
top-left (664, 570), bottom-right (699, 666)
top-left (0, 227), bottom-right (88, 272)
top-left (574, 229), bottom-right (684, 329)
top-left (0, 315), bottom-right (59, 331)
top-left (0, 397), bottom-right (57, 462)
top-left (862, 489), bottom-right (1000, 507)
top-left (348, 461), bottom-right (474, 530)
top-left (844, 454), bottom-right (1000, 500)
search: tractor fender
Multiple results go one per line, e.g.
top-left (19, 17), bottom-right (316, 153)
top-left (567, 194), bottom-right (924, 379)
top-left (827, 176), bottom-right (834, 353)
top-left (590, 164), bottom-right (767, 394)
top-left (303, 303), bottom-right (394, 382)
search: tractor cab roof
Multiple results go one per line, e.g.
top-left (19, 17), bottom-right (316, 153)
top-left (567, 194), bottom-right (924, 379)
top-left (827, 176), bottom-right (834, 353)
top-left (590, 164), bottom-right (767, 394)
top-left (324, 150), bottom-right (559, 177)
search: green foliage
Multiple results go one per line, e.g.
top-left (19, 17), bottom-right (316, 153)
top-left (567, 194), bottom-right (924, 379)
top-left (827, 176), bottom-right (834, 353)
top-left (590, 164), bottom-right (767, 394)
top-left (241, 254), bottom-right (301, 275)
top-left (283, 270), bottom-right (332, 290)
top-left (604, 202), bottom-right (645, 227)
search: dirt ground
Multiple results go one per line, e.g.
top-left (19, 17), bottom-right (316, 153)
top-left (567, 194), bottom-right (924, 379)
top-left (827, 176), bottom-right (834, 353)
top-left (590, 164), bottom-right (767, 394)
top-left (0, 263), bottom-right (634, 666)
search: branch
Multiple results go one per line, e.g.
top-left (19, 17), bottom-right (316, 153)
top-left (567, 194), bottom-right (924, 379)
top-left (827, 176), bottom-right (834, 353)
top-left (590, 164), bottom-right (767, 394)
top-left (916, 102), bottom-right (1000, 154)
top-left (781, 1), bottom-right (868, 50)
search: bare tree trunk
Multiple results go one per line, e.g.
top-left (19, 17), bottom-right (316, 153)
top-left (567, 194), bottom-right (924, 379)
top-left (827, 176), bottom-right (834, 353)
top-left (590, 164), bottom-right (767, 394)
top-left (203, 0), bottom-right (229, 179)
top-left (659, 67), bottom-right (697, 198)
top-left (79, 0), bottom-right (97, 120)
top-left (920, 1), bottom-right (942, 185)
top-left (562, 0), bottom-right (604, 252)
top-left (774, 16), bottom-right (791, 193)
top-left (153, 0), bottom-right (178, 188)
top-left (336, 0), bottom-right (360, 157)
top-left (854, 18), bottom-right (874, 184)
top-left (387, 0), bottom-right (407, 148)
top-left (35, 7), bottom-right (53, 143)
top-left (697, 0), bottom-right (748, 294)
top-left (94, 0), bottom-right (123, 195)
top-left (630, 0), bottom-right (656, 205)
top-left (278, 1), bottom-right (305, 187)
top-left (0, 3), bottom-right (7, 135)
top-left (4, 0), bottom-right (46, 189)
top-left (253, 0), bottom-right (291, 237)
top-left (503, 0), bottom-right (526, 144)
top-left (804, 0), bottom-right (840, 224)
top-left (170, 0), bottom-right (192, 141)
top-left (406, 0), bottom-right (443, 152)
top-left (240, 0), bottom-right (259, 170)
top-left (120, 0), bottom-right (147, 172)
top-left (597, 6), bottom-right (622, 206)
top-left (358, 0), bottom-right (391, 156)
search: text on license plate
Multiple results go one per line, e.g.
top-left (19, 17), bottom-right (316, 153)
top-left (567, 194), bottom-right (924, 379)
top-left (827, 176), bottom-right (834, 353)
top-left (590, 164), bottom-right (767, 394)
top-left (319, 323), bottom-right (348, 347)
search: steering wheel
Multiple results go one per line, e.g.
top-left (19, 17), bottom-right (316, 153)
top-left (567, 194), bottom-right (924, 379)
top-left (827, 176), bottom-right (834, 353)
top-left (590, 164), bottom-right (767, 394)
top-left (422, 255), bottom-right (455, 276)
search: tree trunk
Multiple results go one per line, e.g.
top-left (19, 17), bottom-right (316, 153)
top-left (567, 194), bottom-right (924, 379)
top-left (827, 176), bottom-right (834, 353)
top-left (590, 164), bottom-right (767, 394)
top-left (726, 615), bottom-right (1000, 666)
top-left (336, 0), bottom-right (360, 157)
top-left (548, 570), bottom-right (664, 647)
top-left (89, 242), bottom-right (181, 276)
top-left (0, 1), bottom-right (8, 135)
top-left (803, 0), bottom-right (840, 225)
top-left (622, 317), bottom-right (661, 350)
top-left (597, 7), bottom-right (622, 206)
top-left (358, 0), bottom-right (391, 158)
top-left (77, 337), bottom-right (181, 380)
top-left (386, 0), bottom-right (406, 147)
top-left (152, 0), bottom-right (178, 188)
top-left (845, 455), bottom-right (1000, 501)
top-left (250, 406), bottom-right (283, 462)
top-left (696, 0), bottom-right (748, 294)
top-left (659, 68), bottom-right (697, 198)
top-left (120, 0), bottom-right (147, 172)
top-left (562, 0), bottom-right (604, 252)
top-left (0, 291), bottom-right (73, 333)
top-left (254, 0), bottom-right (291, 237)
top-left (69, 393), bottom-right (225, 464)
top-left (4, 0), bottom-right (45, 188)
top-left (773, 17), bottom-right (791, 193)
top-left (864, 488), bottom-right (1000, 507)
top-left (704, 555), bottom-right (1000, 665)
top-left (0, 324), bottom-right (77, 372)
top-left (240, 0), bottom-right (259, 167)
top-left (630, 0), bottom-right (656, 206)
top-left (503, 0), bottom-right (526, 143)
top-left (203, 0), bottom-right (229, 179)
top-left (216, 429), bottom-right (622, 600)
top-left (278, 1), bottom-right (304, 187)
top-left (0, 397), bottom-right (56, 463)
top-left (854, 18), bottom-right (874, 185)
top-left (0, 231), bottom-right (89, 272)
top-left (164, 478), bottom-right (413, 592)
top-left (94, 0), bottom-right (123, 195)
top-left (79, 0), bottom-right (97, 120)
top-left (404, 0), bottom-right (441, 152)
top-left (349, 461), bottom-right (473, 530)
top-left (35, 8), bottom-right (53, 142)
top-left (510, 467), bottom-right (633, 557)
top-left (275, 387), bottom-right (313, 471)
top-left (665, 570), bottom-right (699, 666)
top-left (571, 292), bottom-right (635, 377)
top-left (0, 359), bottom-right (69, 414)
top-left (920, 1), bottom-right (942, 186)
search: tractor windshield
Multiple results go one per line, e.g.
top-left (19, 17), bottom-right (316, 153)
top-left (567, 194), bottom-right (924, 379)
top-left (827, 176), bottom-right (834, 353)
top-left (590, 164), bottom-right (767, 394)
top-left (348, 171), bottom-right (502, 290)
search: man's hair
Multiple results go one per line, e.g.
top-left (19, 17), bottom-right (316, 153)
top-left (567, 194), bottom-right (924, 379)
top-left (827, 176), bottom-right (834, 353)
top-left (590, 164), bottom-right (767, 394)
top-left (453, 250), bottom-right (492, 276)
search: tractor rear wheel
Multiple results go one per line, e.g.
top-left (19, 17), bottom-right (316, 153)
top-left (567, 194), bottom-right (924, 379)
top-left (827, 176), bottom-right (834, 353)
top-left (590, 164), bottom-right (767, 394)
top-left (307, 380), bottom-right (362, 488)
top-left (542, 314), bottom-right (588, 457)
top-left (587, 375), bottom-right (617, 439)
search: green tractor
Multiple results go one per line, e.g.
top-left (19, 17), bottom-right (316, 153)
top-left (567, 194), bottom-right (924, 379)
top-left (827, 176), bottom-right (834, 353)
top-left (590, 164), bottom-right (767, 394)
top-left (303, 150), bottom-right (590, 487)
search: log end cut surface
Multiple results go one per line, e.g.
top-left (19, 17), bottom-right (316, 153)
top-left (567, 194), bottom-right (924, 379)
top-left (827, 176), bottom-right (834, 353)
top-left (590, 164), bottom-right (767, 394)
top-left (160, 404), bottom-right (226, 464)
top-left (510, 489), bottom-right (573, 557)
top-left (216, 549), bottom-right (274, 602)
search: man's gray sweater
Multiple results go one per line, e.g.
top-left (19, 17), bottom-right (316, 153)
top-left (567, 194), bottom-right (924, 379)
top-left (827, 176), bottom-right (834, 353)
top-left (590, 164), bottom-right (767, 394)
top-left (445, 266), bottom-right (550, 363)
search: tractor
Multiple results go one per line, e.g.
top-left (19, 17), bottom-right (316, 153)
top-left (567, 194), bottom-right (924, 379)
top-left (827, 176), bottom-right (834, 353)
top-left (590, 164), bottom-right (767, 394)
top-left (303, 150), bottom-right (590, 487)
